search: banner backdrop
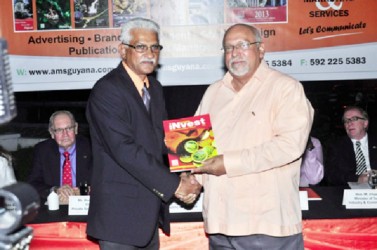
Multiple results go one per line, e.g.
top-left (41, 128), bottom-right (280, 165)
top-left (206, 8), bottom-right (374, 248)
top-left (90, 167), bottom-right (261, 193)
top-left (1, 0), bottom-right (376, 91)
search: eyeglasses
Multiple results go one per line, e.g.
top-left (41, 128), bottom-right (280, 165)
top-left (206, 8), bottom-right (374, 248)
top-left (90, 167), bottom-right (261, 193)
top-left (123, 43), bottom-right (163, 53)
top-left (52, 125), bottom-right (75, 135)
top-left (223, 41), bottom-right (260, 53)
top-left (343, 116), bottom-right (366, 124)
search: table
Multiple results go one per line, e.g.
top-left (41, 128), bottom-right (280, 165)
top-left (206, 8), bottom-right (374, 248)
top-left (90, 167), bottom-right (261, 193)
top-left (27, 187), bottom-right (377, 249)
top-left (302, 186), bottom-right (377, 219)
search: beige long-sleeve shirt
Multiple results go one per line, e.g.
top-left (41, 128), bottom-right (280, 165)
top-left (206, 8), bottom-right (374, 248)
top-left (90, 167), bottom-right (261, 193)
top-left (196, 61), bottom-right (313, 237)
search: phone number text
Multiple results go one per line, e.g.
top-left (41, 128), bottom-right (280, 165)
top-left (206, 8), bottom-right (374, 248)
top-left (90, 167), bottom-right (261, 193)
top-left (309, 57), bottom-right (366, 66)
top-left (265, 60), bottom-right (292, 67)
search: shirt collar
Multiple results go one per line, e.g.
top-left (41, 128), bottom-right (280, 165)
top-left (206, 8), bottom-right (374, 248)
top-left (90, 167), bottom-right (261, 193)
top-left (123, 62), bottom-right (150, 96)
top-left (351, 134), bottom-right (368, 145)
top-left (59, 143), bottom-right (76, 155)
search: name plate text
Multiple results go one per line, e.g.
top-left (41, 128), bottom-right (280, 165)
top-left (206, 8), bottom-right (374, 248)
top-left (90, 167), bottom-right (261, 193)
top-left (343, 189), bottom-right (377, 209)
top-left (68, 195), bottom-right (90, 215)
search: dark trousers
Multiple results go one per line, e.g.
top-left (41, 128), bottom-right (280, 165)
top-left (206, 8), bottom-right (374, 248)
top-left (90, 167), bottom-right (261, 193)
top-left (99, 226), bottom-right (159, 250)
top-left (209, 233), bottom-right (304, 250)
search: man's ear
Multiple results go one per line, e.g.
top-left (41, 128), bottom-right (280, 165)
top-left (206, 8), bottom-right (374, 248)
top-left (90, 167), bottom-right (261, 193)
top-left (258, 43), bottom-right (265, 59)
top-left (364, 120), bottom-right (369, 130)
top-left (118, 43), bottom-right (126, 60)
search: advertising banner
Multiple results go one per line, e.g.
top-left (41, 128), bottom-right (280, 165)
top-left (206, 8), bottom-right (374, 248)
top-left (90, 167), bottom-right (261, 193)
top-left (1, 0), bottom-right (376, 91)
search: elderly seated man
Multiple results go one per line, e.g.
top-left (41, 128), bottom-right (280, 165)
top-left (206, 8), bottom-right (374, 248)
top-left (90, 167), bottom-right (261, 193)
top-left (28, 110), bottom-right (92, 203)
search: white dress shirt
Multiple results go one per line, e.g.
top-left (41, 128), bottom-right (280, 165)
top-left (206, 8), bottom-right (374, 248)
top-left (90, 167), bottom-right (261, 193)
top-left (351, 134), bottom-right (370, 171)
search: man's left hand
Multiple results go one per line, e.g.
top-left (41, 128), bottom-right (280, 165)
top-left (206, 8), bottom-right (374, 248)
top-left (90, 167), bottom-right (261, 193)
top-left (191, 155), bottom-right (226, 176)
top-left (358, 172), bottom-right (369, 184)
top-left (57, 185), bottom-right (79, 204)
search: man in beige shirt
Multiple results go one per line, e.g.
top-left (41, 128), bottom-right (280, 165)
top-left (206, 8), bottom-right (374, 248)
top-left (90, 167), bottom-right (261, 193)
top-left (192, 23), bottom-right (313, 249)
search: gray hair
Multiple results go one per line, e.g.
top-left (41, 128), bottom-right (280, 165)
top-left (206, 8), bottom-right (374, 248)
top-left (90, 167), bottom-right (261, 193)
top-left (223, 23), bottom-right (262, 48)
top-left (342, 106), bottom-right (369, 122)
top-left (48, 110), bottom-right (76, 132)
top-left (120, 17), bottom-right (160, 44)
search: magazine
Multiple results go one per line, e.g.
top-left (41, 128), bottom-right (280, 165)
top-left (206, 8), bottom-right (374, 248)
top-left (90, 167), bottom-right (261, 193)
top-left (163, 114), bottom-right (217, 172)
top-left (299, 187), bottom-right (322, 201)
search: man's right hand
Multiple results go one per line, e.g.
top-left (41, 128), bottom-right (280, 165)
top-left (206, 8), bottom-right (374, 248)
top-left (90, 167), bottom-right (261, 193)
top-left (57, 185), bottom-right (78, 204)
top-left (175, 172), bottom-right (202, 204)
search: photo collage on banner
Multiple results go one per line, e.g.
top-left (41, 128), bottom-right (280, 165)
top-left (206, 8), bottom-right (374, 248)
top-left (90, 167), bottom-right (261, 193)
top-left (13, 0), bottom-right (288, 31)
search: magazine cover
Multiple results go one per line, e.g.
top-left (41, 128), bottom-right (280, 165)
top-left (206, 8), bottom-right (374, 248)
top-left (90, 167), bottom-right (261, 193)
top-left (14, 0), bottom-right (34, 31)
top-left (163, 114), bottom-right (217, 172)
top-left (36, 0), bottom-right (71, 30)
top-left (74, 0), bottom-right (109, 29)
top-left (112, 0), bottom-right (148, 28)
top-left (225, 0), bottom-right (287, 23)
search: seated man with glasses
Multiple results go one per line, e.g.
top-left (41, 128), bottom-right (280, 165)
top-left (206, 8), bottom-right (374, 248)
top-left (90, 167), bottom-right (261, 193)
top-left (28, 110), bottom-right (92, 203)
top-left (325, 106), bottom-right (377, 186)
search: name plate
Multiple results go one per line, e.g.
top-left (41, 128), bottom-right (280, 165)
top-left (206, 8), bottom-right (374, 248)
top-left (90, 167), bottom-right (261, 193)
top-left (343, 189), bottom-right (377, 209)
top-left (68, 195), bottom-right (90, 215)
top-left (299, 191), bottom-right (309, 211)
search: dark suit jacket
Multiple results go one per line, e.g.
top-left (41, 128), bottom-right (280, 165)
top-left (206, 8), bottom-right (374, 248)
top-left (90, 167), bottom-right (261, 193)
top-left (85, 62), bottom-right (180, 247)
top-left (325, 134), bottom-right (377, 186)
top-left (27, 135), bottom-right (92, 201)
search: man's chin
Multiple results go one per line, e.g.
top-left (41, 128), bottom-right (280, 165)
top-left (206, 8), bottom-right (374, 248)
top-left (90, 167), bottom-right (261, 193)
top-left (230, 69), bottom-right (248, 77)
top-left (141, 66), bottom-right (156, 75)
top-left (60, 142), bottom-right (73, 148)
top-left (347, 133), bottom-right (358, 139)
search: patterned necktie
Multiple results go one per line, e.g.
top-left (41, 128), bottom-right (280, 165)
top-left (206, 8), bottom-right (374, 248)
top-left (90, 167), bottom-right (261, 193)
top-left (142, 84), bottom-right (151, 112)
top-left (62, 151), bottom-right (73, 186)
top-left (355, 141), bottom-right (367, 175)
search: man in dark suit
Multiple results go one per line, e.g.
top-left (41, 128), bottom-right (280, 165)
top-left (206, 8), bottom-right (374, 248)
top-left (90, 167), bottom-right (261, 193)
top-left (28, 110), bottom-right (92, 203)
top-left (326, 106), bottom-right (377, 186)
top-left (86, 17), bottom-right (201, 249)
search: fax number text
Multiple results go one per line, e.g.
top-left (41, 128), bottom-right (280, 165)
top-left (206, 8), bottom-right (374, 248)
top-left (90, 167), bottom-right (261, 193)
top-left (310, 57), bottom-right (366, 66)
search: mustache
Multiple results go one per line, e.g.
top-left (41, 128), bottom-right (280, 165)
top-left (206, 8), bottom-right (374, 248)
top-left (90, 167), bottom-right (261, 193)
top-left (141, 58), bottom-right (156, 64)
top-left (229, 57), bottom-right (245, 65)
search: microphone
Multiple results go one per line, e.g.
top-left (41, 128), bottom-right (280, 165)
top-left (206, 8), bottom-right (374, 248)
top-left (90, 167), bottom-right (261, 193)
top-left (0, 38), bottom-right (17, 125)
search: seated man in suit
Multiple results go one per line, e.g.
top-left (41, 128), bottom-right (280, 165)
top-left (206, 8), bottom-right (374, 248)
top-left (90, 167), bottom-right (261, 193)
top-left (28, 110), bottom-right (92, 203)
top-left (325, 106), bottom-right (377, 186)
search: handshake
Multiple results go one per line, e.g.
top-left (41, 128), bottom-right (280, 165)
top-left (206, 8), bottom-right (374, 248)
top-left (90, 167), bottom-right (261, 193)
top-left (174, 172), bottom-right (201, 204)
top-left (173, 155), bottom-right (226, 204)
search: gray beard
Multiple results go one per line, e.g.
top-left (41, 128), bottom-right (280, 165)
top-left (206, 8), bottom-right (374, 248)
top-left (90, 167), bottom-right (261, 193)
top-left (229, 65), bottom-right (248, 77)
